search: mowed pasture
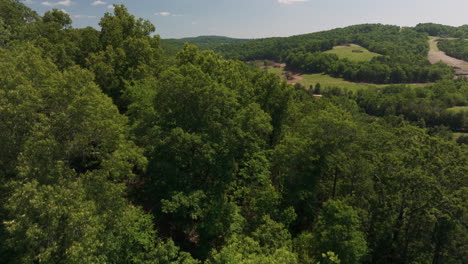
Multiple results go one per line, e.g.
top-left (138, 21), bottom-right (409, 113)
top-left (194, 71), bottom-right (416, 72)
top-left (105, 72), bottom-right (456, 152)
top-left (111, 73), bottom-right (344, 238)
top-left (263, 66), bottom-right (425, 91)
top-left (447, 106), bottom-right (468, 113)
top-left (255, 60), bottom-right (379, 90)
top-left (297, 73), bottom-right (377, 91)
top-left (252, 60), bottom-right (428, 91)
top-left (297, 73), bottom-right (427, 91)
top-left (324, 44), bottom-right (381, 62)
top-left (454, 132), bottom-right (468, 139)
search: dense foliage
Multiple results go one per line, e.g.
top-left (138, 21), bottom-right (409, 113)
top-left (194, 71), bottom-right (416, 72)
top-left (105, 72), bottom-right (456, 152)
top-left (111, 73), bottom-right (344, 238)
top-left (354, 81), bottom-right (468, 131)
top-left (161, 36), bottom-right (248, 56)
top-left (438, 39), bottom-right (468, 61)
top-left (414, 23), bottom-right (468, 38)
top-left (0, 1), bottom-right (467, 264)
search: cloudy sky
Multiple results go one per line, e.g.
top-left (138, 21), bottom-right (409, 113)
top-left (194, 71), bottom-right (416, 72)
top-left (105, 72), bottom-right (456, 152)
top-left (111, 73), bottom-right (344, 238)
top-left (23, 0), bottom-right (468, 39)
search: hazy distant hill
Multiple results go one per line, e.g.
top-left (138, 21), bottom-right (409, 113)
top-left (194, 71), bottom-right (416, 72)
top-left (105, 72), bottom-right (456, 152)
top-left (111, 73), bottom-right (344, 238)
top-left (161, 35), bottom-right (249, 55)
top-left (161, 24), bottom-right (459, 84)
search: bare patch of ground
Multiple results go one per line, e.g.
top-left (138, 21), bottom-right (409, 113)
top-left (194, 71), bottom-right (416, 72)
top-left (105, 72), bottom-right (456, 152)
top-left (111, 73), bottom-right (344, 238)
top-left (258, 60), bottom-right (302, 84)
top-left (428, 38), bottom-right (468, 76)
top-left (285, 72), bottom-right (304, 84)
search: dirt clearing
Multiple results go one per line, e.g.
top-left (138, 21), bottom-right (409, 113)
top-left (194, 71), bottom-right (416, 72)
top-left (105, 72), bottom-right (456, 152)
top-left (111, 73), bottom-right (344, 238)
top-left (428, 38), bottom-right (468, 76)
top-left (256, 60), bottom-right (303, 84)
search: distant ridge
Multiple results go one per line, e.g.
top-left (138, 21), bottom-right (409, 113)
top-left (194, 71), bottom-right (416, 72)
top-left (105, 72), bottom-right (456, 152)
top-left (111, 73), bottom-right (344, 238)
top-left (167, 35), bottom-right (250, 41)
top-left (161, 35), bottom-right (249, 55)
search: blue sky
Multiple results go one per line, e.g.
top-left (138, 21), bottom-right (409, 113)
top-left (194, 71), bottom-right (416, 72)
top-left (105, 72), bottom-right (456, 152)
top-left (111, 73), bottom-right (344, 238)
top-left (23, 0), bottom-right (468, 39)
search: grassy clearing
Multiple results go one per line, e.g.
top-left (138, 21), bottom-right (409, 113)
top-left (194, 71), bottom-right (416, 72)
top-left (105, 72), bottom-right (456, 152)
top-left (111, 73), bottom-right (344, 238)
top-left (454, 133), bottom-right (468, 141)
top-left (266, 67), bottom-right (284, 75)
top-left (264, 65), bottom-right (379, 90)
top-left (447, 106), bottom-right (468, 113)
top-left (298, 73), bottom-right (378, 91)
top-left (324, 45), bottom-right (381, 62)
top-left (257, 61), bottom-right (428, 91)
top-left (247, 60), bottom-right (265, 68)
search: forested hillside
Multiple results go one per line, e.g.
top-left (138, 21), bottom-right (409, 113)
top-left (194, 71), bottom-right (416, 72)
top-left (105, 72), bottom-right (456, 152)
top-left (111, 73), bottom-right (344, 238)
top-left (203, 24), bottom-right (455, 83)
top-left (414, 23), bottom-right (468, 38)
top-left (0, 1), bottom-right (467, 264)
top-left (161, 36), bottom-right (248, 56)
top-left (438, 39), bottom-right (468, 61)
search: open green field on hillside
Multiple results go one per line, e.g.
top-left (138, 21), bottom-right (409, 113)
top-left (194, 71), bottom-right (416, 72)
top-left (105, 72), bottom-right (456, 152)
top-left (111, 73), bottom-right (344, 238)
top-left (447, 106), bottom-right (468, 112)
top-left (298, 73), bottom-right (427, 90)
top-left (247, 61), bottom-right (264, 67)
top-left (261, 63), bottom-right (377, 90)
top-left (266, 67), bottom-right (284, 76)
top-left (264, 66), bottom-right (427, 91)
top-left (298, 73), bottom-right (377, 91)
top-left (454, 133), bottom-right (468, 141)
top-left (324, 45), bottom-right (381, 62)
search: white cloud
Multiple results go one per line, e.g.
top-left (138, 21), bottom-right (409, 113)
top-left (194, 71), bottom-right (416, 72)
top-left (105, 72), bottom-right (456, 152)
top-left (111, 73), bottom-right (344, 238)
top-left (278, 0), bottom-right (308, 4)
top-left (107, 4), bottom-right (114, 9)
top-left (60, 9), bottom-right (68, 14)
top-left (91, 1), bottom-right (106, 6)
top-left (41, 0), bottom-right (72, 7)
top-left (154, 12), bottom-right (183, 17)
top-left (155, 12), bottom-right (171, 16)
top-left (74, 14), bottom-right (97, 18)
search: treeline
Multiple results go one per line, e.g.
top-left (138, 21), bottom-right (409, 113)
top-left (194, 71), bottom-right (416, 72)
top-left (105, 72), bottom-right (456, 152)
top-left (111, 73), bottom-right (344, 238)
top-left (217, 37), bottom-right (334, 62)
top-left (297, 79), bottom-right (468, 133)
top-left (215, 24), bottom-right (399, 61)
top-left (216, 24), bottom-right (404, 61)
top-left (216, 24), bottom-right (455, 83)
top-left (285, 51), bottom-right (453, 83)
top-left (438, 39), bottom-right (468, 61)
top-left (355, 81), bottom-right (468, 131)
top-left (1, 1), bottom-right (467, 264)
top-left (161, 36), bottom-right (249, 56)
top-left (414, 23), bottom-right (468, 38)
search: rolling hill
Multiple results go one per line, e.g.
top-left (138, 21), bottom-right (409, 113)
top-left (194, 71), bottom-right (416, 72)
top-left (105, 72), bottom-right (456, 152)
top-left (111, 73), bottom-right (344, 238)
top-left (161, 35), bottom-right (248, 55)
